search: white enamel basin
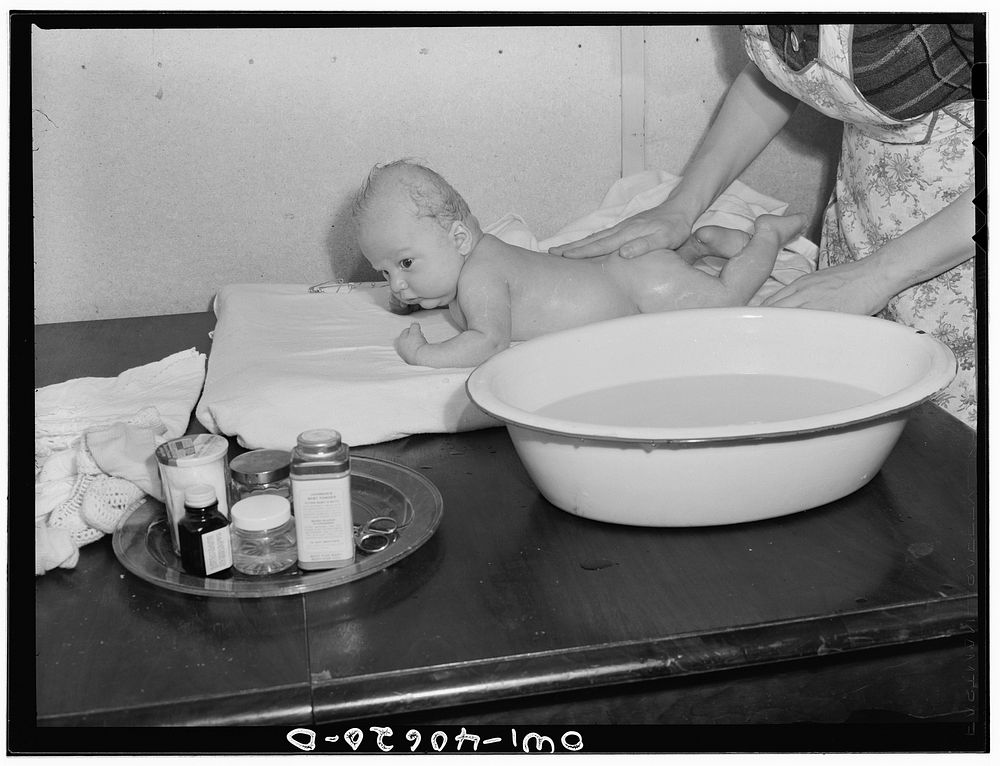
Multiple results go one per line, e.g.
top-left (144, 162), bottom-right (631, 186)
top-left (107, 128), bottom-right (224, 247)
top-left (466, 308), bottom-right (956, 527)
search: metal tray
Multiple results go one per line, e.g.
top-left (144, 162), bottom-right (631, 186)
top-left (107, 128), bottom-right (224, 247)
top-left (112, 456), bottom-right (443, 598)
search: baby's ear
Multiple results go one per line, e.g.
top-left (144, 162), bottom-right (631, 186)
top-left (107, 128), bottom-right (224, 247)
top-left (450, 221), bottom-right (475, 256)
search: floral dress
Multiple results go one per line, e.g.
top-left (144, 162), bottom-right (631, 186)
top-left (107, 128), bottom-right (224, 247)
top-left (743, 24), bottom-right (977, 427)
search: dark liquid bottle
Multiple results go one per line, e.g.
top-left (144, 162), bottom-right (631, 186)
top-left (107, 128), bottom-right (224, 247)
top-left (178, 484), bottom-right (233, 578)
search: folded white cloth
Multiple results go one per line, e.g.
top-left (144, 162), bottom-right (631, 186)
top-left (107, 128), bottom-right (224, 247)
top-left (34, 348), bottom-right (207, 574)
top-left (35, 348), bottom-right (207, 466)
top-left (196, 171), bottom-right (817, 450)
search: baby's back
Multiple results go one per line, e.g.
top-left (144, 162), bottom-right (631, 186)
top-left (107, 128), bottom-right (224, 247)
top-left (477, 235), bottom-right (639, 339)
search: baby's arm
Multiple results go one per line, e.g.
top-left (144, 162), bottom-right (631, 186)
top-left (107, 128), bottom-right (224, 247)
top-left (395, 268), bottom-right (513, 368)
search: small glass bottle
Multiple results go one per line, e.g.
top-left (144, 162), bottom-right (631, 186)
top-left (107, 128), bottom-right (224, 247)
top-left (178, 484), bottom-right (233, 578)
top-left (230, 495), bottom-right (298, 576)
top-left (290, 429), bottom-right (355, 570)
top-left (230, 449), bottom-right (291, 502)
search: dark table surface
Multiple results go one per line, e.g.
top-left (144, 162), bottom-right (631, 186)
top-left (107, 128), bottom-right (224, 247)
top-left (26, 311), bottom-right (984, 751)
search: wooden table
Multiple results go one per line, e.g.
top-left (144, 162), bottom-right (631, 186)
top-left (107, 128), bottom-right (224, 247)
top-left (22, 312), bottom-right (984, 752)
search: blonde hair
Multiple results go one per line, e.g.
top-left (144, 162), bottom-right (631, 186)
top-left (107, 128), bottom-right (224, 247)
top-left (352, 159), bottom-right (472, 231)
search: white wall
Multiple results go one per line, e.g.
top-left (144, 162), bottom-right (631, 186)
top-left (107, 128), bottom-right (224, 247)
top-left (31, 25), bottom-right (623, 323)
top-left (31, 24), bottom-right (840, 324)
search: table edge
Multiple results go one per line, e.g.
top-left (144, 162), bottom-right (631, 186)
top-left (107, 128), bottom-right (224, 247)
top-left (311, 595), bottom-right (978, 722)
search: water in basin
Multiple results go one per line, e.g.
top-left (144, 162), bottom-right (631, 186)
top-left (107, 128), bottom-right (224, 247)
top-left (533, 374), bottom-right (883, 429)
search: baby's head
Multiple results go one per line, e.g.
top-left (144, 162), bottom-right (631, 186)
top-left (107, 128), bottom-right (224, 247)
top-left (353, 160), bottom-right (481, 310)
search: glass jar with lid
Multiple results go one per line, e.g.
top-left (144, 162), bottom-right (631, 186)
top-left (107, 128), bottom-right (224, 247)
top-left (229, 449), bottom-right (291, 502)
top-left (230, 494), bottom-right (298, 576)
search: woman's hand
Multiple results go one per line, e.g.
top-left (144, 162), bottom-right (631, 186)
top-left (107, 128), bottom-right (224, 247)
top-left (549, 203), bottom-right (694, 260)
top-left (761, 258), bottom-right (894, 315)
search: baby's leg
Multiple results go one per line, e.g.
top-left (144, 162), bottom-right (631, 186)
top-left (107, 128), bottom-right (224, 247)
top-left (626, 213), bottom-right (807, 312)
top-left (713, 213), bottom-right (807, 305)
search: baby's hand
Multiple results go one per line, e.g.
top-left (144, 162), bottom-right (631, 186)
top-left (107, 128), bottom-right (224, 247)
top-left (388, 292), bottom-right (419, 315)
top-left (395, 322), bottom-right (428, 364)
top-left (749, 213), bottom-right (808, 248)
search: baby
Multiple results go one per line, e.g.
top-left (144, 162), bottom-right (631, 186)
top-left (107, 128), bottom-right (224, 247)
top-left (353, 160), bottom-right (806, 368)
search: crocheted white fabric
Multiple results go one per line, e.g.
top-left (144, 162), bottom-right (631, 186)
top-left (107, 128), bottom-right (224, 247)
top-left (37, 428), bottom-right (163, 562)
top-left (81, 475), bottom-right (147, 534)
top-left (35, 348), bottom-right (208, 574)
top-left (48, 473), bottom-right (105, 548)
top-left (41, 451), bottom-right (148, 566)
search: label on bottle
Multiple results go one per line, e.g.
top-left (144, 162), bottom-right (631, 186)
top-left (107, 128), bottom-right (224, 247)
top-left (201, 526), bottom-right (234, 575)
top-left (291, 474), bottom-right (354, 568)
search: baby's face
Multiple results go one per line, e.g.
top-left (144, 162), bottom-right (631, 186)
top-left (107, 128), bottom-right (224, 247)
top-left (359, 207), bottom-right (466, 310)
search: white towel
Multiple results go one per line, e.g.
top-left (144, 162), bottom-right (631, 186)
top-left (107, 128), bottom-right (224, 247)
top-left (196, 171), bottom-right (817, 449)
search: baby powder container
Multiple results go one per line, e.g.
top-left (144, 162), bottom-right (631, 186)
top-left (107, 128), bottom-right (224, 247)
top-left (230, 495), bottom-right (298, 576)
top-left (230, 449), bottom-right (291, 502)
top-left (290, 429), bottom-right (355, 570)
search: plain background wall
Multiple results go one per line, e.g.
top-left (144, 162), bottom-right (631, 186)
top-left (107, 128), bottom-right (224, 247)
top-left (31, 23), bottom-right (840, 324)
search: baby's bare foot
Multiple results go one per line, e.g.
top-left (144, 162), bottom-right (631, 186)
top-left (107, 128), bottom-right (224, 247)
top-left (750, 213), bottom-right (808, 246)
top-left (683, 213), bottom-right (807, 263)
top-left (691, 225), bottom-right (751, 259)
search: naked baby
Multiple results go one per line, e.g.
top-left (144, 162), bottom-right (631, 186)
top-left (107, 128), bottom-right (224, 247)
top-left (353, 160), bottom-right (807, 368)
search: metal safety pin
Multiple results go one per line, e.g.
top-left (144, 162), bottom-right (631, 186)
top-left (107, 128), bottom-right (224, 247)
top-left (308, 278), bottom-right (347, 293)
top-left (308, 279), bottom-right (389, 294)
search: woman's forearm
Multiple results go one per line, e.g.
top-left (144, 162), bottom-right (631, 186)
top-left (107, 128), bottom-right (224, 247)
top-left (668, 62), bottom-right (800, 225)
top-left (871, 188), bottom-right (976, 296)
top-left (761, 189), bottom-right (976, 315)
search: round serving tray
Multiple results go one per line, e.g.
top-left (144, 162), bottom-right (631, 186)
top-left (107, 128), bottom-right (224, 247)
top-left (112, 455), bottom-right (443, 598)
